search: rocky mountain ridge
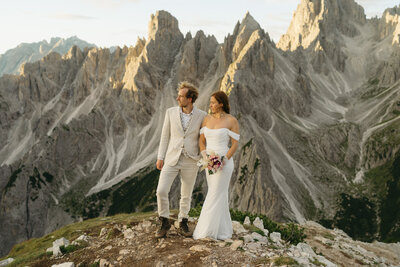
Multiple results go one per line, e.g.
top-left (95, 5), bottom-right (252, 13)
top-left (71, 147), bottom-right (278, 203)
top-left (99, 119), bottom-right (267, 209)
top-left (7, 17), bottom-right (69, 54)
top-left (1, 212), bottom-right (399, 266)
top-left (0, 36), bottom-right (96, 77)
top-left (1, 0), bottom-right (400, 257)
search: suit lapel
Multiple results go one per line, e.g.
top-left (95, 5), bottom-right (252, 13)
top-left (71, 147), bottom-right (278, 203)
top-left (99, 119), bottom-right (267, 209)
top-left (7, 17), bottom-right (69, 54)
top-left (175, 107), bottom-right (184, 134)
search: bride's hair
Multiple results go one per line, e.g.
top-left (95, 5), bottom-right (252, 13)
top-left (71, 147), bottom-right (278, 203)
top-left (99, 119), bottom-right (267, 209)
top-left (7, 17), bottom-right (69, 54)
top-left (211, 91), bottom-right (230, 114)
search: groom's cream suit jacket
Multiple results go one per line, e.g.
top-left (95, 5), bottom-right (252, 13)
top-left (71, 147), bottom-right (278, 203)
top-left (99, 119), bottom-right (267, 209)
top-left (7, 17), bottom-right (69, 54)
top-left (157, 106), bottom-right (207, 166)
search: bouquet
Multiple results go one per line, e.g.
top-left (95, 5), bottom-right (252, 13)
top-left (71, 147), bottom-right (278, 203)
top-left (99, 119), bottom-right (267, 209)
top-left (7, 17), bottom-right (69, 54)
top-left (197, 151), bottom-right (225, 175)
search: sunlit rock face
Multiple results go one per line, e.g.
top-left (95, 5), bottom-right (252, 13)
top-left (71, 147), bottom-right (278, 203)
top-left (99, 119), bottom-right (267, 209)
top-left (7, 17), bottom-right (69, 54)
top-left (2, 1), bottom-right (400, 256)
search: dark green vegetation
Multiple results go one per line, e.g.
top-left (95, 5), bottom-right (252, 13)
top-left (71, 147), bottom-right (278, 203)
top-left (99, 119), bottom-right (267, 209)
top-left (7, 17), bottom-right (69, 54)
top-left (61, 167), bottom-right (160, 219)
top-left (190, 206), bottom-right (306, 245)
top-left (373, 151), bottom-right (400, 242)
top-left (5, 166), bottom-right (24, 192)
top-left (29, 167), bottom-right (46, 190)
top-left (322, 151), bottom-right (400, 242)
top-left (333, 193), bottom-right (377, 242)
top-left (361, 78), bottom-right (389, 100)
top-left (107, 168), bottom-right (159, 215)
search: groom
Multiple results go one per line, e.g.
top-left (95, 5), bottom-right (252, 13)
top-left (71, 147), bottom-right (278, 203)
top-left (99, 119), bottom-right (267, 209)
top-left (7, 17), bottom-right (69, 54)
top-left (155, 81), bottom-right (207, 238)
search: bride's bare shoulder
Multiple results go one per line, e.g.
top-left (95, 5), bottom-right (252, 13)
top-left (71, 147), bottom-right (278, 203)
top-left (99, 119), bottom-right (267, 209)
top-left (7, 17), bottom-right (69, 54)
top-left (227, 115), bottom-right (239, 131)
top-left (202, 114), bottom-right (212, 126)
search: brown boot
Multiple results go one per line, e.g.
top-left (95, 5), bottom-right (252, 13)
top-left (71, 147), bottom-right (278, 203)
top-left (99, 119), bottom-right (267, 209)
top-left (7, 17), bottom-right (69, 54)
top-left (178, 218), bottom-right (192, 237)
top-left (155, 216), bottom-right (171, 238)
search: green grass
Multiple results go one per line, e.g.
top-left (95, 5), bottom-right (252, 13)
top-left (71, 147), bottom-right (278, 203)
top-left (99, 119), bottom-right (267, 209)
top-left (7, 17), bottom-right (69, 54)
top-left (243, 224), bottom-right (265, 236)
top-left (310, 257), bottom-right (327, 266)
top-left (273, 256), bottom-right (298, 266)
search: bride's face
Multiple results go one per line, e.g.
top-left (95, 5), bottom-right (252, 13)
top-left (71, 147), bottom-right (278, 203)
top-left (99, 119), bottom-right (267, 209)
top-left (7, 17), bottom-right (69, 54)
top-left (209, 96), bottom-right (223, 113)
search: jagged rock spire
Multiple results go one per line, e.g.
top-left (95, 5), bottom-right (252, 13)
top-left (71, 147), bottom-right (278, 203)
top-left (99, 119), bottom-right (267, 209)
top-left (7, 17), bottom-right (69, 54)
top-left (277, 0), bottom-right (366, 51)
top-left (148, 10), bottom-right (181, 41)
top-left (232, 12), bottom-right (262, 60)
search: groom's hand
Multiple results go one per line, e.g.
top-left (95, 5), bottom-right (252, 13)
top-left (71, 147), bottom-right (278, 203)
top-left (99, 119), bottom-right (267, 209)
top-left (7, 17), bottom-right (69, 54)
top-left (156, 159), bottom-right (164, 170)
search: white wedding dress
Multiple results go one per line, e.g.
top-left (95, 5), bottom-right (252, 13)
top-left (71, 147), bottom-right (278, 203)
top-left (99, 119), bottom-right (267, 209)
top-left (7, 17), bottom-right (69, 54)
top-left (193, 126), bottom-right (240, 240)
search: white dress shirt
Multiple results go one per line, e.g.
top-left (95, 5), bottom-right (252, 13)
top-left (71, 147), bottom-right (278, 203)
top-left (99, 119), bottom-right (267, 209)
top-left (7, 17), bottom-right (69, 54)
top-left (179, 107), bottom-right (193, 132)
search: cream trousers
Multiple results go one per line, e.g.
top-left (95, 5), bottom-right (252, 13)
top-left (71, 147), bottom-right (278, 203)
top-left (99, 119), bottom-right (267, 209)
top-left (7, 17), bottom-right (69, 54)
top-left (156, 154), bottom-right (198, 221)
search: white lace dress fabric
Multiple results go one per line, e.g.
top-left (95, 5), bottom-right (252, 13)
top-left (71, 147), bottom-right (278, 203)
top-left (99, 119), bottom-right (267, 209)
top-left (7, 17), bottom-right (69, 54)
top-left (193, 127), bottom-right (240, 240)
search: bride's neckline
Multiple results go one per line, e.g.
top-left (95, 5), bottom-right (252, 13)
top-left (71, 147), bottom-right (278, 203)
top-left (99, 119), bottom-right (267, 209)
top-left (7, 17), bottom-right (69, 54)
top-left (203, 126), bottom-right (230, 131)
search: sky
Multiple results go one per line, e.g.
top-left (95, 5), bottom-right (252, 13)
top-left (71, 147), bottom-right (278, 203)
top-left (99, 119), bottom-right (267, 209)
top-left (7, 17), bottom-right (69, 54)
top-left (0, 0), bottom-right (398, 54)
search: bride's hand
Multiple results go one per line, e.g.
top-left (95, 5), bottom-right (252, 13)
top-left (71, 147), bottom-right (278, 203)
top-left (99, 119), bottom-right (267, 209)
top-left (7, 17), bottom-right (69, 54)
top-left (201, 150), bottom-right (208, 160)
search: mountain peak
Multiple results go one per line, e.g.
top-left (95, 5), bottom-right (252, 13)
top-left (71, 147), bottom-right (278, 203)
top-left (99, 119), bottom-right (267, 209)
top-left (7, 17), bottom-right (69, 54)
top-left (241, 11), bottom-right (259, 29)
top-left (277, 0), bottom-right (366, 51)
top-left (148, 10), bottom-right (181, 40)
top-left (230, 12), bottom-right (262, 60)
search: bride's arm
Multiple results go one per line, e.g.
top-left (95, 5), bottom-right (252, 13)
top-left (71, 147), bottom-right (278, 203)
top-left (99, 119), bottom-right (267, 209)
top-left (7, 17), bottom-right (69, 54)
top-left (199, 116), bottom-right (209, 158)
top-left (225, 117), bottom-right (239, 160)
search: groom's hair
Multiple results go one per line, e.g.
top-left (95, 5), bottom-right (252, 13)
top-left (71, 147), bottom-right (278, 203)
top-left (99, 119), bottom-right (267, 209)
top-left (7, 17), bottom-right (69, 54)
top-left (177, 81), bottom-right (199, 103)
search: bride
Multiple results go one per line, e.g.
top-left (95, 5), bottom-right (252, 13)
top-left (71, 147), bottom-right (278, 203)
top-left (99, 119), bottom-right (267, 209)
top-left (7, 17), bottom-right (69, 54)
top-left (193, 91), bottom-right (240, 240)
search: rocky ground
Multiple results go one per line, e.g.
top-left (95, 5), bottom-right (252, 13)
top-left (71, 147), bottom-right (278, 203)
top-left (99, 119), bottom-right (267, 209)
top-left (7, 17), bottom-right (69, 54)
top-left (1, 212), bottom-right (399, 267)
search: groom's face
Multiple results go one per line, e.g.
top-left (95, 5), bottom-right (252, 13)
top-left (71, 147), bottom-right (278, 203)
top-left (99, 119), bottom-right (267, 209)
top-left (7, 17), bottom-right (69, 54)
top-left (177, 88), bottom-right (191, 107)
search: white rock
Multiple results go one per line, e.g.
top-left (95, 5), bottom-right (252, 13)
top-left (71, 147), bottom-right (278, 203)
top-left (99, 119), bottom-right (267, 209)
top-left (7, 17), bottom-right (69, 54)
top-left (246, 242), bottom-right (261, 252)
top-left (243, 216), bottom-right (251, 226)
top-left (75, 234), bottom-right (89, 242)
top-left (230, 240), bottom-right (243, 250)
top-left (292, 249), bottom-right (301, 258)
top-left (252, 217), bottom-right (264, 230)
top-left (218, 241), bottom-right (226, 247)
top-left (315, 255), bottom-right (337, 267)
top-left (263, 229), bottom-right (269, 236)
top-left (189, 245), bottom-right (211, 253)
top-left (53, 237), bottom-right (70, 247)
top-left (333, 228), bottom-right (350, 238)
top-left (251, 232), bottom-right (268, 244)
top-left (51, 262), bottom-right (75, 267)
top-left (142, 220), bottom-right (152, 232)
top-left (99, 227), bottom-right (108, 237)
top-left (123, 228), bottom-right (135, 239)
top-left (104, 245), bottom-right (112, 250)
top-left (232, 221), bottom-right (247, 234)
top-left (270, 232), bottom-right (282, 243)
top-left (53, 245), bottom-right (62, 256)
top-left (0, 258), bottom-right (14, 267)
top-left (46, 247), bottom-right (53, 253)
top-left (133, 224), bottom-right (143, 231)
top-left (314, 235), bottom-right (332, 245)
top-left (243, 234), bottom-right (254, 243)
top-left (296, 242), bottom-right (317, 258)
